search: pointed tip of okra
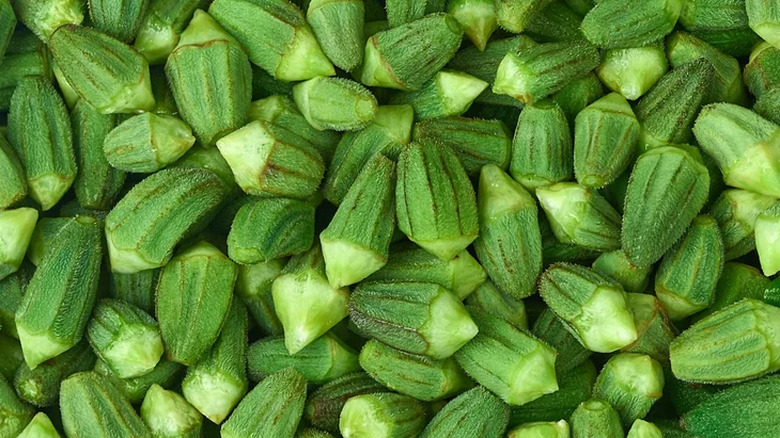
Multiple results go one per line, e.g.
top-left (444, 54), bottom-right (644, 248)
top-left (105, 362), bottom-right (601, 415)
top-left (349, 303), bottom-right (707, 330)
top-left (448, 0), bottom-right (498, 51)
top-left (418, 288), bottom-right (479, 359)
top-left (141, 384), bottom-right (203, 436)
top-left (339, 395), bottom-right (393, 438)
top-left (507, 342), bottom-right (560, 405)
top-left (321, 238), bottom-right (387, 289)
top-left (412, 235), bottom-right (479, 262)
top-left (182, 370), bottom-right (247, 424)
top-left (507, 420), bottom-right (570, 438)
top-left (435, 70), bottom-right (488, 116)
top-left (275, 26), bottom-right (336, 81)
top-left (29, 173), bottom-right (74, 211)
top-left (16, 412), bottom-right (60, 438)
top-left (176, 9), bottom-right (238, 50)
top-left (359, 37), bottom-right (406, 90)
top-left (450, 250), bottom-right (488, 299)
top-left (15, 325), bottom-right (72, 370)
top-left (106, 229), bottom-right (160, 274)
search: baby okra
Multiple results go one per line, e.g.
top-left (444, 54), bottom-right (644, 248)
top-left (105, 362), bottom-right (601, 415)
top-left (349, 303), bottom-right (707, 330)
top-left (16, 412), bottom-right (60, 438)
top-left (141, 384), bottom-right (203, 438)
top-left (340, 393), bottom-right (428, 438)
top-left (569, 399), bottom-right (623, 437)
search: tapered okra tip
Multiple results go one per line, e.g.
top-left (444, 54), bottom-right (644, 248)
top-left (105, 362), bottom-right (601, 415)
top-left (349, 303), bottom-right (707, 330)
top-left (419, 288), bottom-right (479, 359)
top-left (413, 235), bottom-right (479, 263)
top-left (182, 371), bottom-right (247, 424)
top-left (106, 231), bottom-right (159, 274)
top-left (103, 325), bottom-right (164, 378)
top-left (508, 342), bottom-right (559, 405)
top-left (15, 326), bottom-right (71, 370)
top-left (134, 21), bottom-right (178, 64)
top-left (339, 396), bottom-right (392, 438)
top-left (321, 239), bottom-right (387, 289)
top-left (141, 384), bottom-right (202, 437)
top-left (29, 174), bottom-right (73, 211)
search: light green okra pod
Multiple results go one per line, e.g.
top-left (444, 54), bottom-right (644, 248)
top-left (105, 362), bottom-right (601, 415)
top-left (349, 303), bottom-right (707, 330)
top-left (88, 0), bottom-right (151, 42)
top-left (293, 76), bottom-right (378, 131)
top-left (447, 0), bottom-right (497, 50)
top-left (596, 45), bottom-right (669, 101)
top-left (16, 412), bottom-right (60, 438)
top-left (307, 0), bottom-right (365, 71)
top-left (93, 358), bottom-right (184, 405)
top-left (235, 260), bottom-right (285, 336)
top-left (141, 384), bottom-right (203, 438)
top-left (569, 398), bottom-right (623, 437)
top-left (134, 0), bottom-right (209, 63)
top-left (390, 70), bottom-right (488, 121)
top-left (339, 392), bottom-right (428, 438)
top-left (593, 353), bottom-right (665, 425)
top-left (9, 0), bottom-right (84, 40)
top-left (419, 386), bottom-right (509, 438)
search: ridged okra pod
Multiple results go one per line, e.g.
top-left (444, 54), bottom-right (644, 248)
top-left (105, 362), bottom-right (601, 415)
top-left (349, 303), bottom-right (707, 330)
top-left (209, 0), bottom-right (335, 81)
top-left (272, 245), bottom-right (350, 354)
top-left (396, 141), bottom-right (479, 261)
top-left (524, 1), bottom-right (584, 43)
top-left (447, 0), bottom-right (497, 50)
top-left (293, 76), bottom-right (377, 131)
top-left (0, 0), bottom-right (14, 61)
top-left (592, 250), bottom-right (652, 294)
top-left (134, 0), bottom-right (208, 63)
top-left (16, 412), bottom-right (59, 438)
top-left (109, 269), bottom-right (160, 315)
top-left (166, 10), bottom-right (252, 147)
top-left (140, 384), bottom-right (202, 438)
top-left (510, 100), bottom-right (572, 189)
top-left (307, 0), bottom-right (365, 71)
top-left (465, 281), bottom-right (527, 329)
top-left (221, 368), bottom-right (307, 438)
top-left (455, 307), bottom-right (558, 406)
top-left (549, 73), bottom-right (606, 123)
top-left (679, 0), bottom-right (760, 57)
top-left (581, 0), bottom-right (683, 48)
top-left (366, 242), bottom-right (486, 299)
top-left (0, 29), bottom-right (51, 111)
top-left (621, 146), bottom-right (710, 267)
top-left (305, 372), bottom-right (387, 433)
top-left (747, 0), bottom-right (780, 48)
top-left (0, 133), bottom-right (26, 209)
top-left (103, 112), bottom-right (195, 172)
top-left (539, 263), bottom-right (638, 353)
top-left (694, 103), bottom-right (780, 198)
top-left (105, 167), bottom-right (228, 273)
top-left (574, 92), bottom-right (639, 188)
top-left (235, 260), bottom-right (284, 335)
top-left (157, 241), bottom-right (236, 366)
top-left (248, 334), bottom-right (359, 385)
top-left (0, 335), bottom-right (24, 380)
top-left (93, 358), bottom-right (184, 404)
top-left (694, 262), bottom-right (770, 322)
top-left (86, 299), bottom-right (163, 379)
top-left (88, 0), bottom-right (151, 42)
top-left (419, 386), bottom-right (509, 438)
top-left (71, 100), bottom-right (125, 210)
top-left (9, 0), bottom-right (84, 40)
top-left (60, 371), bottom-right (150, 437)
top-left (622, 293), bottom-right (677, 362)
top-left (228, 197), bottom-right (315, 265)
top-left (569, 399), bottom-right (623, 437)
top-left (0, 374), bottom-right (34, 437)
top-left (708, 189), bottom-right (777, 260)
top-left (13, 340), bottom-right (95, 408)
top-left (532, 309), bottom-right (591, 373)
top-left (390, 70), bottom-right (488, 121)
top-left (627, 420), bottom-right (664, 438)
top-left (359, 14), bottom-right (463, 91)
top-left (474, 165), bottom-right (542, 299)
top-left (359, 339), bottom-right (472, 401)
top-left (384, 0), bottom-right (439, 26)
top-left (413, 117), bottom-right (511, 176)
top-left (593, 353), bottom-right (665, 425)
top-left (339, 393), bottom-right (428, 438)
top-left (596, 45), bottom-right (669, 101)
top-left (216, 120), bottom-right (325, 199)
top-left (182, 300), bottom-right (248, 424)
top-left (15, 216), bottom-right (102, 369)
top-left (0, 208), bottom-right (37, 281)
top-left (495, 0), bottom-right (552, 34)
top-left (655, 216), bottom-right (724, 320)
top-left (744, 42), bottom-right (780, 99)
top-left (321, 154), bottom-right (395, 288)
top-left (49, 24), bottom-right (155, 114)
top-left (493, 41), bottom-right (600, 105)
top-left (8, 76), bottom-right (76, 211)
top-left (349, 281), bottom-right (478, 359)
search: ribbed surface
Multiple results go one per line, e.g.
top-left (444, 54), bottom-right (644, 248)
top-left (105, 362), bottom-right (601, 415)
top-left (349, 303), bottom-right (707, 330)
top-left (0, 374), bottom-right (34, 436)
top-left (623, 294), bottom-right (676, 361)
top-left (582, 0), bottom-right (681, 48)
top-left (570, 398), bottom-right (624, 437)
top-left (248, 335), bottom-right (358, 384)
top-left (0, 133), bottom-right (27, 209)
top-left (305, 372), bottom-right (386, 433)
top-left (511, 101), bottom-right (572, 187)
top-left (235, 261), bottom-right (285, 336)
top-left (94, 358), bottom-right (183, 404)
top-left (419, 386), bottom-right (509, 438)
top-left (679, 0), bottom-right (759, 56)
top-left (307, 0), bottom-right (364, 71)
top-left (109, 269), bottom-right (160, 314)
top-left (103, 112), bottom-right (194, 172)
top-left (13, 340), bottom-right (96, 407)
top-left (86, 299), bottom-right (158, 357)
top-left (532, 309), bottom-right (591, 373)
top-left (88, 0), bottom-right (150, 41)
top-left (539, 263), bottom-right (619, 321)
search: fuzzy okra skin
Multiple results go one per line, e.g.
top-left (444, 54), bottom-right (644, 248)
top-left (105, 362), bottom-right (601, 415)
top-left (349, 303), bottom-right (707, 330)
top-left (390, 70), bottom-right (488, 121)
top-left (581, 0), bottom-right (683, 48)
top-left (105, 167), bottom-right (228, 273)
top-left (0, 133), bottom-right (26, 210)
top-left (621, 146), bottom-right (710, 267)
top-left (157, 241), bottom-right (237, 366)
top-left (569, 399), bottom-right (623, 437)
top-left (109, 269), bottom-right (159, 315)
top-left (141, 384), bottom-right (202, 438)
top-left (8, 76), bottom-right (76, 211)
top-left (596, 45), bottom-right (669, 101)
top-left (623, 293), bottom-right (677, 362)
top-left (679, 0), bottom-right (761, 57)
top-left (747, 0), bottom-right (780, 48)
top-left (350, 281), bottom-right (478, 359)
top-left (9, 0), bottom-right (84, 40)
top-left (708, 189), bottom-right (778, 260)
top-left (235, 260), bottom-right (285, 336)
top-left (221, 368), bottom-right (307, 438)
top-left (359, 13), bottom-right (463, 91)
top-left (60, 371), bottom-right (150, 437)
top-left (0, 264), bottom-right (30, 339)
top-left (495, 0), bottom-right (552, 33)
top-left (15, 216), bottom-right (103, 369)
top-left (466, 281), bottom-right (527, 329)
top-left (87, 0), bottom-right (150, 42)
top-left (339, 392), bottom-right (428, 438)
top-left (0, 1), bottom-right (14, 80)
top-left (209, 0), bottom-right (335, 81)
top-left (593, 353), bottom-right (665, 425)
top-left (474, 165), bottom-right (542, 299)
top-left (419, 386), bottom-right (509, 438)
top-left (294, 77), bottom-right (377, 132)
top-left (510, 100), bottom-right (572, 189)
top-left (396, 141), bottom-right (479, 261)
top-left (134, 0), bottom-right (208, 63)
top-left (307, 0), bottom-right (364, 71)
top-left (744, 42), bottom-right (780, 99)
top-left (94, 358), bottom-right (184, 404)
top-left (524, 1), bottom-right (584, 43)
top-left (592, 250), bottom-right (652, 294)
top-left (49, 24), bottom-right (155, 114)
top-left (532, 308), bottom-right (591, 374)
top-left (182, 299), bottom-right (248, 425)
top-left (305, 372), bottom-right (387, 433)
top-left (0, 373), bottom-right (35, 437)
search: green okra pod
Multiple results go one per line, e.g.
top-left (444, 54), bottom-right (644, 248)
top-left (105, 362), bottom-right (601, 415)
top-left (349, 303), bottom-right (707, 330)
top-left (396, 141), bottom-right (479, 261)
top-left (507, 420), bottom-right (569, 438)
top-left (510, 100), bottom-right (572, 190)
top-left (235, 260), bottom-right (285, 335)
top-left (166, 10), bottom-right (252, 147)
top-left (694, 262), bottom-right (770, 322)
top-left (536, 182), bottom-right (622, 252)
top-left (707, 189), bottom-right (778, 260)
top-left (60, 371), bottom-right (150, 437)
top-left (349, 281), bottom-right (478, 359)
top-left (419, 386), bottom-right (509, 438)
top-left (627, 419), bottom-right (664, 438)
top-left (596, 45), bottom-right (669, 101)
top-left (321, 154), bottom-right (395, 288)
top-left (581, 0), bottom-right (683, 48)
top-left (550, 73), bottom-right (606, 123)
top-left (0, 207), bottom-right (37, 281)
top-left (86, 299), bottom-right (163, 379)
top-left (474, 165), bottom-right (542, 299)
top-left (71, 100), bottom-right (125, 211)
top-left (359, 339), bottom-right (472, 401)
top-left (623, 293), bottom-right (677, 362)
top-left (305, 372), bottom-right (386, 433)
top-left (574, 92), bottom-right (640, 188)
top-left (216, 120), bottom-right (325, 199)
top-left (621, 146), bottom-right (710, 267)
top-left (0, 133), bottom-right (26, 210)
top-left (593, 353), bottom-right (665, 425)
top-left (0, 335), bottom-right (23, 380)
top-left (493, 41), bottom-right (600, 105)
top-left (531, 309), bottom-right (591, 373)
top-left (495, 0), bottom-right (553, 34)
top-left (755, 85), bottom-right (780, 125)
top-left (413, 116), bottom-right (511, 177)
top-left (340, 393), bottom-right (428, 438)
top-left (293, 76), bottom-right (377, 131)
top-left (447, 0), bottom-right (497, 50)
top-left (455, 307), bottom-right (558, 406)
top-left (524, 1), bottom-right (584, 43)
top-left (539, 263), bottom-right (638, 353)
top-left (671, 299), bottom-right (780, 384)
top-left (744, 42), bottom-right (780, 99)
top-left (297, 429), bottom-right (335, 438)
top-left (592, 250), bottom-right (652, 294)
top-left (272, 245), bottom-right (350, 354)
top-left (755, 203), bottom-right (780, 275)
top-left (0, 0), bottom-right (14, 62)
top-left (109, 269), bottom-right (159, 315)
top-left (9, 0), bottom-right (84, 40)
top-left (747, 0), bottom-right (780, 48)
top-left (694, 103), bottom-right (780, 198)
top-left (93, 358), bottom-right (184, 404)
top-left (209, 0), bottom-right (335, 81)
top-left (569, 398), bottom-right (623, 437)
top-left (359, 13), bottom-right (463, 91)
top-left (366, 242), bottom-right (486, 299)
top-left (228, 197), bottom-right (315, 265)
top-left (103, 112), bottom-right (196, 173)
top-left (182, 300), bottom-right (248, 424)
top-left (384, 0), bottom-right (427, 26)
top-left (26, 218), bottom-right (71, 267)
top-left (221, 368), bottom-right (307, 438)
top-left (134, 0), bottom-right (208, 64)
top-left (141, 384), bottom-right (203, 438)
top-left (390, 70), bottom-right (488, 121)
top-left (0, 28), bottom-right (51, 110)
top-left (15, 216), bottom-right (102, 369)
top-left (157, 241), bottom-right (236, 366)
top-left (655, 215), bottom-right (724, 320)
top-left (634, 59), bottom-right (714, 151)
top-left (248, 334), bottom-right (359, 385)
top-left (0, 264), bottom-right (30, 339)
top-left (0, 374), bottom-right (34, 437)
top-left (307, 0), bottom-right (365, 71)
top-left (13, 340), bottom-right (96, 408)
top-left (679, 0), bottom-right (760, 57)
top-left (88, 0), bottom-right (151, 42)
top-left (49, 24), bottom-right (155, 114)
top-left (105, 167), bottom-right (228, 273)
top-left (16, 412), bottom-right (60, 438)
top-left (466, 281), bottom-right (527, 330)
top-left (8, 76), bottom-right (76, 211)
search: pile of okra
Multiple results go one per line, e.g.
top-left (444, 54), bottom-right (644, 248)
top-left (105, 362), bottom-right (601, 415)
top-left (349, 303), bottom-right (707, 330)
top-left (1, 0), bottom-right (780, 437)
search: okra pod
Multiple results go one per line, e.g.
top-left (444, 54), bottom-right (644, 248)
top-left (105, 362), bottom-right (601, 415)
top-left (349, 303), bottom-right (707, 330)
top-left (293, 76), bottom-right (377, 131)
top-left (339, 393), bottom-right (428, 438)
top-left (708, 189), bottom-right (778, 260)
top-left (16, 412), bottom-right (60, 438)
top-left (694, 262), bottom-right (770, 322)
top-left (465, 281), bottom-right (527, 330)
top-left (0, 133), bottom-right (26, 209)
top-left (9, 0), bottom-right (84, 40)
top-left (679, 0), bottom-right (760, 57)
top-left (390, 70), bottom-right (488, 121)
top-left (531, 308), bottom-right (591, 373)
top-left (507, 420), bottom-right (569, 438)
top-left (628, 420), bottom-right (664, 438)
top-left (510, 100), bottom-right (573, 189)
top-left (596, 45), bottom-right (669, 101)
top-left (0, 374), bottom-right (34, 437)
top-left (623, 293), bottom-right (677, 362)
top-left (755, 203), bottom-right (780, 275)
top-left (593, 353), bottom-right (665, 425)
top-left (140, 384), bottom-right (202, 438)
top-left (419, 386), bottom-right (509, 438)
top-left (103, 112), bottom-right (196, 172)
top-left (235, 260), bottom-right (285, 336)
top-left (550, 73), bottom-right (606, 123)
top-left (581, 0), bottom-right (683, 48)
top-left (0, 264), bottom-right (30, 339)
top-left (496, 0), bottom-right (553, 34)
top-left (447, 0), bottom-right (497, 50)
top-left (747, 0), bottom-right (780, 48)
top-left (88, 0), bottom-right (150, 42)
top-left (0, 207), bottom-right (37, 281)
top-left (134, 0), bottom-right (208, 63)
top-left (592, 250), bottom-right (652, 294)
top-left (305, 372), bottom-right (386, 433)
top-left (744, 42), bottom-right (780, 99)
top-left (307, 0), bottom-right (365, 71)
top-left (524, 1), bottom-right (584, 43)
top-left (93, 357), bottom-right (184, 405)
top-left (13, 340), bottom-right (95, 408)
top-left (0, 0), bottom-right (14, 62)
top-left (109, 269), bottom-right (159, 315)
top-left (570, 398), bottom-right (623, 437)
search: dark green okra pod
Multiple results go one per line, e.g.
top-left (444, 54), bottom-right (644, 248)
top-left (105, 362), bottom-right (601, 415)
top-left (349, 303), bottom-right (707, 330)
top-left (293, 76), bottom-right (377, 131)
top-left (0, 133), bottom-right (26, 210)
top-left (419, 386), bottom-right (509, 438)
top-left (707, 189), bottom-right (778, 260)
top-left (747, 0), bottom-right (780, 48)
top-left (581, 0), bottom-right (683, 48)
top-left (495, 0), bottom-right (552, 33)
top-left (305, 372), bottom-right (387, 433)
top-left (307, 0), bottom-right (365, 71)
top-left (134, 0), bottom-right (208, 63)
top-left (570, 398), bottom-right (623, 437)
top-left (340, 392), bottom-right (428, 438)
top-left (0, 374), bottom-right (34, 437)
top-left (10, 0), bottom-right (84, 40)
top-left (88, 0), bottom-right (151, 42)
top-left (592, 250), bottom-right (653, 294)
top-left (390, 70), bottom-right (488, 121)
top-left (235, 260), bottom-right (285, 336)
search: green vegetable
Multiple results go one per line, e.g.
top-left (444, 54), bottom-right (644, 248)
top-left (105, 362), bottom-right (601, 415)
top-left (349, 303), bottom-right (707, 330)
top-left (307, 0), bottom-right (364, 71)
top-left (447, 0), bottom-right (497, 50)
top-left (134, 0), bottom-right (207, 63)
top-left (581, 0), bottom-right (683, 48)
top-left (419, 386), bottom-right (509, 438)
top-left (593, 353), bottom-right (665, 425)
top-left (339, 393), bottom-right (428, 438)
top-left (9, 0), bottom-right (84, 40)
top-left (0, 208), bottom-right (37, 281)
top-left (305, 372), bottom-right (386, 433)
top-left (141, 384), bottom-right (203, 438)
top-left (13, 340), bottom-right (95, 407)
top-left (293, 77), bottom-right (377, 131)
top-left (87, 0), bottom-right (150, 42)
top-left (569, 399), bottom-right (623, 437)
top-left (390, 70), bottom-right (488, 121)
top-left (466, 281), bottom-right (527, 330)
top-left (0, 374), bottom-right (34, 437)
top-left (596, 45), bottom-right (669, 100)
top-left (16, 412), bottom-right (60, 438)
